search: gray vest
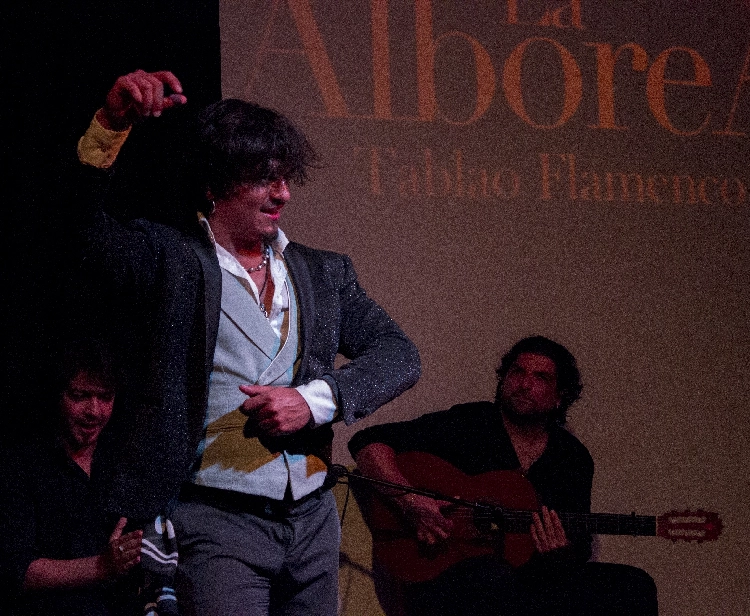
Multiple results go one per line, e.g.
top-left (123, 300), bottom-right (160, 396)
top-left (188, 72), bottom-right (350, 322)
top-left (192, 267), bottom-right (327, 499)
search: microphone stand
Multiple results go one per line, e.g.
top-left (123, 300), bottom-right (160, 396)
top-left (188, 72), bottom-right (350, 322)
top-left (327, 464), bottom-right (507, 524)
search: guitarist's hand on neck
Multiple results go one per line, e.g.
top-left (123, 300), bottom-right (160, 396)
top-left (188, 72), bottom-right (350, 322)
top-left (531, 505), bottom-right (571, 554)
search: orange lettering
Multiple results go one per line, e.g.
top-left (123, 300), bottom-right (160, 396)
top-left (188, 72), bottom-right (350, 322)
top-left (647, 176), bottom-right (668, 203)
top-left (714, 43), bottom-right (750, 136)
top-left (586, 42), bottom-right (648, 130)
top-left (578, 171), bottom-right (602, 201)
top-left (415, 0), bottom-right (436, 120)
top-left (503, 38), bottom-right (582, 129)
top-left (284, 0), bottom-right (348, 116)
top-left (646, 46), bottom-right (712, 136)
top-left (538, 0), bottom-right (583, 29)
top-left (399, 165), bottom-right (421, 196)
top-left (371, 0), bottom-right (392, 119)
top-left (539, 153), bottom-right (568, 200)
top-left (415, 0), bottom-right (496, 125)
top-left (720, 178), bottom-right (747, 205)
top-left (672, 176), bottom-right (699, 204)
top-left (505, 0), bottom-right (530, 25)
top-left (492, 169), bottom-right (522, 199)
top-left (506, 0), bottom-right (583, 28)
top-left (353, 146), bottom-right (396, 196)
top-left (698, 177), bottom-right (719, 204)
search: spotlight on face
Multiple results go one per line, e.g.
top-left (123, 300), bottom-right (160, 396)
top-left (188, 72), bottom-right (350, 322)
top-left (59, 371), bottom-right (115, 451)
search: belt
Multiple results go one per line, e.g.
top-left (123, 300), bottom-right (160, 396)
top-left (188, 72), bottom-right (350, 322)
top-left (179, 483), bottom-right (327, 517)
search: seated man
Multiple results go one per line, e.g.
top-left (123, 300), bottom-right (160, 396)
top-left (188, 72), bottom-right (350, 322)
top-left (349, 335), bottom-right (658, 616)
top-left (0, 341), bottom-right (142, 616)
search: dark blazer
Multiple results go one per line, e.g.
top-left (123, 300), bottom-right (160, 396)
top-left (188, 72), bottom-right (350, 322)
top-left (74, 167), bottom-right (421, 520)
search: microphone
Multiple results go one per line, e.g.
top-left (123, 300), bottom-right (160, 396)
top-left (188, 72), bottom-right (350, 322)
top-left (322, 464), bottom-right (350, 490)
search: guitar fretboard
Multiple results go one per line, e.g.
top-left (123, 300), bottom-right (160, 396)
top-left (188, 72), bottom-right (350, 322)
top-left (495, 510), bottom-right (657, 536)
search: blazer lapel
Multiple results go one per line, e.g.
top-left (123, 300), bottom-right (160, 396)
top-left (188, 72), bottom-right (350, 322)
top-left (283, 244), bottom-right (315, 383)
top-left (186, 230), bottom-right (221, 373)
top-left (220, 269), bottom-right (279, 359)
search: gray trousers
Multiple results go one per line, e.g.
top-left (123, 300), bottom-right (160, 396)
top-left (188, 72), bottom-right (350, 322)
top-left (171, 488), bottom-right (340, 616)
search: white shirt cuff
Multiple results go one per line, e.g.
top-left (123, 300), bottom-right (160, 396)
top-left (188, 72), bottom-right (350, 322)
top-left (295, 379), bottom-right (338, 427)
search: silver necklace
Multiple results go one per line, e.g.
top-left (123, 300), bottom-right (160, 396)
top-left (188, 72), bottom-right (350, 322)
top-left (246, 245), bottom-right (270, 273)
top-left (258, 269), bottom-right (270, 318)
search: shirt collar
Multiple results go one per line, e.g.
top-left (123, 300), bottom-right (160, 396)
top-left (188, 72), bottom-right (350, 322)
top-left (197, 212), bottom-right (290, 329)
top-left (197, 212), bottom-right (289, 275)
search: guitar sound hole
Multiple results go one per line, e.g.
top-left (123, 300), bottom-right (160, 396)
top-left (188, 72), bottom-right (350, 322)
top-left (473, 511), bottom-right (501, 536)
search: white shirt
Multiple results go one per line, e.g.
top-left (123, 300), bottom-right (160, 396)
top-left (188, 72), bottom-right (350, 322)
top-left (198, 216), bottom-right (337, 426)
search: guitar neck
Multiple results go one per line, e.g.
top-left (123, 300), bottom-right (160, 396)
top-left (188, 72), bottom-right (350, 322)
top-left (501, 511), bottom-right (657, 537)
top-left (384, 452), bottom-right (720, 544)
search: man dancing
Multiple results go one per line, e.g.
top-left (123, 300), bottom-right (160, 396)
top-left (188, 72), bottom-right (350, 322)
top-left (73, 70), bottom-right (420, 615)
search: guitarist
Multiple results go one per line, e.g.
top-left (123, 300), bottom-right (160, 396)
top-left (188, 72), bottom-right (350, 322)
top-left (349, 336), bottom-right (657, 616)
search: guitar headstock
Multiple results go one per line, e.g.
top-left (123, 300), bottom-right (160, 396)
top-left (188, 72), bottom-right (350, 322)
top-left (656, 509), bottom-right (723, 542)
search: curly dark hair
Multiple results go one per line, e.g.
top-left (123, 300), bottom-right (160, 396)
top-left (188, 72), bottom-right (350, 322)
top-left (54, 337), bottom-right (117, 396)
top-left (196, 98), bottom-right (317, 201)
top-left (495, 336), bottom-right (583, 426)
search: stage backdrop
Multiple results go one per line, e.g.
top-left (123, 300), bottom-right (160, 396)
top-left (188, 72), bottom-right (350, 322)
top-left (219, 1), bottom-right (749, 615)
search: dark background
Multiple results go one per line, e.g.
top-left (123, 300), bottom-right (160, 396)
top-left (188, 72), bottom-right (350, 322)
top-left (2, 4), bottom-right (747, 614)
top-left (1, 1), bottom-right (221, 442)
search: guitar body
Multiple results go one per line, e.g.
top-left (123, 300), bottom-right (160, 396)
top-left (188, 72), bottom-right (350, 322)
top-left (369, 451), bottom-right (539, 583)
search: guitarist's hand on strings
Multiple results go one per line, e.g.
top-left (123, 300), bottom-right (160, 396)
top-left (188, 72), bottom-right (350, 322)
top-left (396, 493), bottom-right (453, 546)
top-left (530, 506), bottom-right (570, 553)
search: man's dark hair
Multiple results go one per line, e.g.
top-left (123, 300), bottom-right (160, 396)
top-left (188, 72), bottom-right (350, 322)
top-left (54, 338), bottom-right (117, 396)
top-left (495, 335), bottom-right (583, 425)
top-left (196, 98), bottom-right (317, 200)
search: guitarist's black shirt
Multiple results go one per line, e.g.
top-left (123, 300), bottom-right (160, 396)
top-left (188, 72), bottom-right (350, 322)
top-left (348, 401), bottom-right (594, 566)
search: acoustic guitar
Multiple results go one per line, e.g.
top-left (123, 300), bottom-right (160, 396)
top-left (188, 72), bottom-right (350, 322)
top-left (363, 451), bottom-right (722, 583)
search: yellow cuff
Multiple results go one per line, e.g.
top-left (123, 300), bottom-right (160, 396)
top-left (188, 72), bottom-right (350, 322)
top-left (77, 111), bottom-right (131, 169)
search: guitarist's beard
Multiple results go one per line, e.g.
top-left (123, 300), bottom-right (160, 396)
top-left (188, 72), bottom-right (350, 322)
top-left (498, 398), bottom-right (554, 429)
